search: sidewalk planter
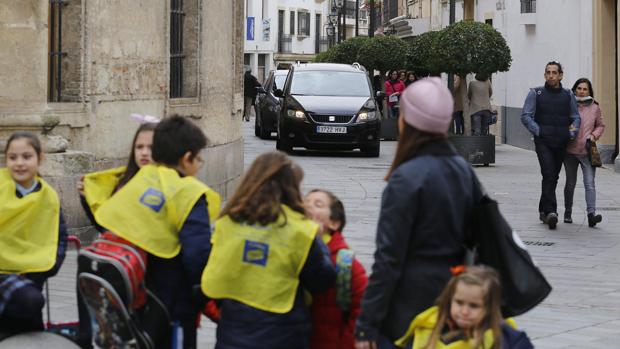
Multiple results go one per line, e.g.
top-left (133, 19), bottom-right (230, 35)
top-left (380, 117), bottom-right (399, 140)
top-left (449, 135), bottom-right (495, 166)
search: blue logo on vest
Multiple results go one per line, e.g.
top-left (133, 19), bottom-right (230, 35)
top-left (139, 188), bottom-right (165, 212)
top-left (243, 240), bottom-right (269, 267)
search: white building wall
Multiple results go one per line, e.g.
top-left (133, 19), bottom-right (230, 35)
top-left (244, 0), bottom-right (331, 76)
top-left (483, 0), bottom-right (593, 109)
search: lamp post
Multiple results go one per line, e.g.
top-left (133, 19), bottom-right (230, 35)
top-left (325, 21), bottom-right (335, 48)
top-left (333, 0), bottom-right (343, 43)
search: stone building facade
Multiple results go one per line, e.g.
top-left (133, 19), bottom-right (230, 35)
top-left (0, 0), bottom-right (245, 235)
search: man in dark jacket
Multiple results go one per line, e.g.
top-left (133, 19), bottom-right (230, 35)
top-left (243, 69), bottom-right (261, 122)
top-left (521, 61), bottom-right (580, 229)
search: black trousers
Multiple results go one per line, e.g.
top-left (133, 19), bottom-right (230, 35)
top-left (535, 140), bottom-right (567, 215)
top-left (0, 284), bottom-right (45, 333)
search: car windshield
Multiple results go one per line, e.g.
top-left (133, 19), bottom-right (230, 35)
top-left (290, 71), bottom-right (370, 97)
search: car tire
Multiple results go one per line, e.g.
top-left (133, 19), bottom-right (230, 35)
top-left (276, 136), bottom-right (292, 153)
top-left (363, 142), bottom-right (380, 157)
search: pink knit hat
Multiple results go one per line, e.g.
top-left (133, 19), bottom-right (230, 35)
top-left (400, 77), bottom-right (454, 134)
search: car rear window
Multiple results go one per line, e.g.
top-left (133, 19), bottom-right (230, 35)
top-left (290, 71), bottom-right (370, 97)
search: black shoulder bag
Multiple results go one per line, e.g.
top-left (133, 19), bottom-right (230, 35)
top-left (465, 175), bottom-right (552, 317)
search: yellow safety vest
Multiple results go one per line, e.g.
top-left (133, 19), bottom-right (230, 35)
top-left (83, 166), bottom-right (127, 216)
top-left (0, 168), bottom-right (60, 274)
top-left (201, 205), bottom-right (318, 313)
top-left (94, 164), bottom-right (221, 258)
top-left (396, 306), bottom-right (517, 349)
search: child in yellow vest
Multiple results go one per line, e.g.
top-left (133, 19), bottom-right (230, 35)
top-left (77, 120), bottom-right (158, 231)
top-left (85, 115), bottom-right (220, 348)
top-left (201, 151), bottom-right (336, 349)
top-left (75, 119), bottom-right (157, 348)
top-left (0, 132), bottom-right (68, 334)
top-left (395, 266), bottom-right (533, 349)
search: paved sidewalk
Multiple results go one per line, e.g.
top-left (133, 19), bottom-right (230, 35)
top-left (44, 121), bottom-right (620, 348)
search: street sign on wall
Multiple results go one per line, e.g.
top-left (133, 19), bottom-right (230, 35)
top-left (247, 17), bottom-right (255, 40)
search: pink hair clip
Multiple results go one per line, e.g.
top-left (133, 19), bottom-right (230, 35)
top-left (130, 113), bottom-right (160, 124)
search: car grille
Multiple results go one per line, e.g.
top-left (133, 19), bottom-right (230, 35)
top-left (309, 114), bottom-right (354, 124)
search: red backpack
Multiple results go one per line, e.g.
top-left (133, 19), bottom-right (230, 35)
top-left (78, 231), bottom-right (147, 310)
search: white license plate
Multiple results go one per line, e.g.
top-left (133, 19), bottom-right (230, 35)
top-left (316, 126), bottom-right (347, 134)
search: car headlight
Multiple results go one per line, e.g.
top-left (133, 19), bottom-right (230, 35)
top-left (287, 109), bottom-right (306, 119)
top-left (357, 111), bottom-right (376, 122)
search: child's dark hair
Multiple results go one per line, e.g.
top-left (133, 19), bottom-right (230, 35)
top-left (308, 188), bottom-right (346, 232)
top-left (4, 132), bottom-right (43, 158)
top-left (152, 115), bottom-right (207, 166)
top-left (220, 151), bottom-right (306, 226)
top-left (117, 122), bottom-right (158, 189)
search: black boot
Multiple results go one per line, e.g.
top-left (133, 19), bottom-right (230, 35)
top-left (564, 210), bottom-right (572, 224)
top-left (588, 213), bottom-right (602, 227)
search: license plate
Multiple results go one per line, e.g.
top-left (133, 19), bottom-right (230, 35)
top-left (316, 126), bottom-right (347, 134)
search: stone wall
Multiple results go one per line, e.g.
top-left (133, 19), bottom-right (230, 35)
top-left (0, 0), bottom-right (245, 236)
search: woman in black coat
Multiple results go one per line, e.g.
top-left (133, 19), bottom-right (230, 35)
top-left (355, 78), bottom-right (483, 349)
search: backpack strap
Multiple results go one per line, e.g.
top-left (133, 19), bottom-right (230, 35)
top-left (335, 249), bottom-right (354, 312)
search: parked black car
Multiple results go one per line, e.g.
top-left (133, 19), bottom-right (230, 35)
top-left (275, 63), bottom-right (381, 157)
top-left (255, 70), bottom-right (289, 139)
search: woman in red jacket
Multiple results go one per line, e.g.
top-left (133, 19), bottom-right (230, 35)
top-left (305, 189), bottom-right (368, 349)
top-left (384, 70), bottom-right (407, 119)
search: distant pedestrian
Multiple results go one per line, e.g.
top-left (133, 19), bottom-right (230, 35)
top-left (355, 78), bottom-right (483, 349)
top-left (452, 75), bottom-right (466, 134)
top-left (373, 75), bottom-right (385, 115)
top-left (394, 266), bottom-right (534, 349)
top-left (468, 73), bottom-right (493, 136)
top-left (244, 68), bottom-right (261, 122)
top-left (201, 152), bottom-right (336, 349)
top-left (521, 61), bottom-right (580, 229)
top-left (563, 78), bottom-right (605, 227)
top-left (384, 70), bottom-right (406, 119)
top-left (404, 72), bottom-right (417, 87)
top-left (399, 71), bottom-right (406, 82)
top-left (305, 189), bottom-right (368, 349)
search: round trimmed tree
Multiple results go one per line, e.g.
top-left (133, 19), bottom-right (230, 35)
top-left (434, 21), bottom-right (511, 76)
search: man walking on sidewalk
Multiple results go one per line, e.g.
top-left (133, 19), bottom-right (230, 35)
top-left (521, 61), bottom-right (580, 229)
top-left (243, 68), bottom-right (261, 122)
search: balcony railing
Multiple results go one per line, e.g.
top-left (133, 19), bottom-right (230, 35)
top-left (278, 34), bottom-right (292, 53)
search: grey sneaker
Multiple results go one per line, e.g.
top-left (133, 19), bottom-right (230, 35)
top-left (546, 213), bottom-right (558, 229)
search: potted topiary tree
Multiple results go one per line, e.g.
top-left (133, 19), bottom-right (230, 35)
top-left (433, 21), bottom-right (512, 166)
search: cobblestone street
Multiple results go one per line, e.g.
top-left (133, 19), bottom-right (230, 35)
top-left (47, 120), bottom-right (620, 348)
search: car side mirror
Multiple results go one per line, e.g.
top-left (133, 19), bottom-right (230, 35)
top-left (274, 89), bottom-right (284, 98)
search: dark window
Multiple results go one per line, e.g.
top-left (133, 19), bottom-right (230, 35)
top-left (170, 0), bottom-right (185, 98)
top-left (290, 11), bottom-right (295, 35)
top-left (485, 18), bottom-right (493, 27)
top-left (520, 0), bottom-right (536, 13)
top-left (290, 71), bottom-right (371, 97)
top-left (48, 0), bottom-right (66, 102)
top-left (298, 11), bottom-right (310, 36)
